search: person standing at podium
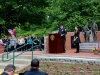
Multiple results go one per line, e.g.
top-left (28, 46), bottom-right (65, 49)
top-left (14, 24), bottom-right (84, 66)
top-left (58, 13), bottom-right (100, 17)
top-left (58, 24), bottom-right (67, 52)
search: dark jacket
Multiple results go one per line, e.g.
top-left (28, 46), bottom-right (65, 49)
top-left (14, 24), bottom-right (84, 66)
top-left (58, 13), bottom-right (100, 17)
top-left (58, 28), bottom-right (67, 40)
top-left (33, 38), bottom-right (40, 45)
top-left (58, 28), bottom-right (67, 37)
top-left (41, 37), bottom-right (44, 44)
top-left (24, 68), bottom-right (48, 75)
top-left (74, 30), bottom-right (81, 43)
top-left (74, 30), bottom-right (80, 38)
top-left (1, 72), bottom-right (9, 75)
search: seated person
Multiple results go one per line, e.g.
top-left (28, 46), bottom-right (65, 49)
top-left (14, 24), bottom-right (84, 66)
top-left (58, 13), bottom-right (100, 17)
top-left (1, 64), bottom-right (16, 75)
top-left (33, 35), bottom-right (41, 51)
top-left (2, 35), bottom-right (8, 44)
top-left (9, 36), bottom-right (17, 52)
top-left (23, 59), bottom-right (48, 75)
top-left (27, 36), bottom-right (33, 51)
top-left (17, 36), bottom-right (25, 51)
top-left (41, 35), bottom-right (45, 50)
top-left (2, 36), bottom-right (9, 51)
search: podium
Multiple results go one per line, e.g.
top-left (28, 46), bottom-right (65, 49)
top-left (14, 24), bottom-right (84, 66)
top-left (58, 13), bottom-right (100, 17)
top-left (49, 34), bottom-right (63, 53)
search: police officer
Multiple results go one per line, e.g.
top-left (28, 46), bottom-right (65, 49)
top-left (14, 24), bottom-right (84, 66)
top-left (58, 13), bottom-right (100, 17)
top-left (58, 24), bottom-right (67, 52)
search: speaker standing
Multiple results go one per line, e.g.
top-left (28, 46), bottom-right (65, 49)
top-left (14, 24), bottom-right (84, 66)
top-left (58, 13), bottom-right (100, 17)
top-left (58, 24), bottom-right (67, 53)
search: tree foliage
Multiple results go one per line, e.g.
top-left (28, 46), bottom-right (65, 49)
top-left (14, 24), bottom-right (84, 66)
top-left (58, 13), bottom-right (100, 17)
top-left (0, 0), bottom-right (100, 36)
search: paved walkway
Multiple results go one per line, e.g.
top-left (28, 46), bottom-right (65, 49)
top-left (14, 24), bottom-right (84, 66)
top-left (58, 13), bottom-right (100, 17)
top-left (23, 50), bottom-right (100, 58)
top-left (22, 50), bottom-right (100, 65)
top-left (1, 50), bottom-right (100, 66)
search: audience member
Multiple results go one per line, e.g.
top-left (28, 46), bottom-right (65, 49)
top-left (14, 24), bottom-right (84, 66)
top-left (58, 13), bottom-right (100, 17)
top-left (33, 35), bottom-right (41, 51)
top-left (2, 35), bottom-right (8, 44)
top-left (1, 36), bottom-right (10, 52)
top-left (23, 36), bottom-right (27, 44)
top-left (23, 35), bottom-right (27, 50)
top-left (17, 36), bottom-right (25, 51)
top-left (41, 35), bottom-right (45, 50)
top-left (9, 36), bottom-right (18, 52)
top-left (24, 59), bottom-right (48, 75)
top-left (1, 64), bottom-right (16, 75)
top-left (27, 36), bottom-right (33, 51)
top-left (30, 35), bottom-right (34, 41)
top-left (1, 34), bottom-right (43, 52)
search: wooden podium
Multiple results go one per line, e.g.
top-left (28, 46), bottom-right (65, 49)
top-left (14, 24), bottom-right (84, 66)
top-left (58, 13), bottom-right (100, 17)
top-left (49, 34), bottom-right (63, 53)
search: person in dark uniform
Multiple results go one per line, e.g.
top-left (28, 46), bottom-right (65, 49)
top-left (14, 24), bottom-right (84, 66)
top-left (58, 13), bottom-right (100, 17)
top-left (58, 24), bottom-right (67, 52)
top-left (33, 35), bottom-right (41, 51)
top-left (41, 35), bottom-right (45, 50)
top-left (74, 26), bottom-right (81, 53)
top-left (23, 59), bottom-right (48, 75)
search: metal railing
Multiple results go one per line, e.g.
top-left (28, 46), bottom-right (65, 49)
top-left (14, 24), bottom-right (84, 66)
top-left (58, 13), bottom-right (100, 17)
top-left (2, 38), bottom-right (41, 65)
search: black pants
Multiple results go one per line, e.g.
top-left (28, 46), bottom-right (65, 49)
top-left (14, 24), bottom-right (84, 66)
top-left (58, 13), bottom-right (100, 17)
top-left (17, 44), bottom-right (24, 51)
top-left (33, 44), bottom-right (42, 51)
top-left (76, 43), bottom-right (79, 52)
top-left (9, 46), bottom-right (14, 52)
top-left (41, 44), bottom-right (44, 50)
top-left (36, 46), bottom-right (41, 51)
top-left (27, 44), bottom-right (32, 51)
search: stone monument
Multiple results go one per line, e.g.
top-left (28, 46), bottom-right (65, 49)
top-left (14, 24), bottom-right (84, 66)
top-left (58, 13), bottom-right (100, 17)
top-left (80, 21), bottom-right (99, 52)
top-left (82, 23), bottom-right (89, 42)
top-left (89, 29), bottom-right (93, 42)
top-left (91, 21), bottom-right (98, 42)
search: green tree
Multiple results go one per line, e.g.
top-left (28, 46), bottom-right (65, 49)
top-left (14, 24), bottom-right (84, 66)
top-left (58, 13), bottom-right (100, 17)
top-left (0, 0), bottom-right (100, 36)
